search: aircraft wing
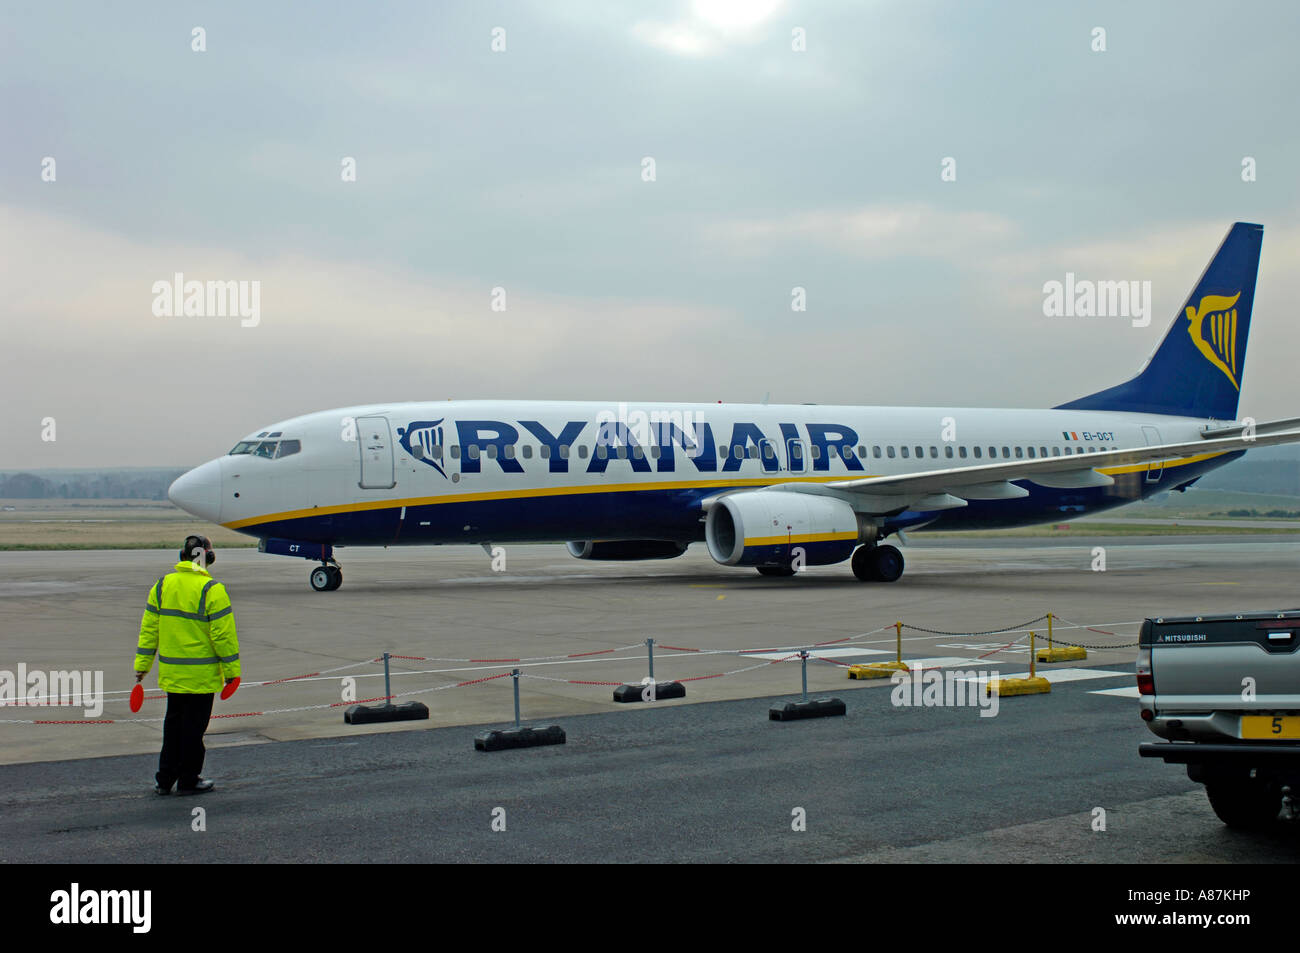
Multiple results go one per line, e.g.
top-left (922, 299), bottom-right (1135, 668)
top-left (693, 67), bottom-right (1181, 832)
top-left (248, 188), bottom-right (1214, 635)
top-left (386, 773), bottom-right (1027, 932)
top-left (769, 422), bottom-right (1300, 516)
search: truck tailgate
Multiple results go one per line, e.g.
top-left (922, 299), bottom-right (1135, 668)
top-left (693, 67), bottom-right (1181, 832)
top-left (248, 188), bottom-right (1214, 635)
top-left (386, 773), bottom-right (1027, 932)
top-left (1143, 613), bottom-right (1300, 713)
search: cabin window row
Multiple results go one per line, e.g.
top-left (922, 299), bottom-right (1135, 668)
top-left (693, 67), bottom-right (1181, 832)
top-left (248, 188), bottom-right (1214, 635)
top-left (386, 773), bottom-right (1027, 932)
top-left (873, 444), bottom-right (1109, 460)
top-left (423, 442), bottom-right (1112, 462)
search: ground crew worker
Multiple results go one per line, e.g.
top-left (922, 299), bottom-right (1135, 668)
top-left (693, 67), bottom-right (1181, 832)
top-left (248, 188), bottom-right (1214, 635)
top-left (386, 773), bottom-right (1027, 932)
top-left (135, 535), bottom-right (240, 795)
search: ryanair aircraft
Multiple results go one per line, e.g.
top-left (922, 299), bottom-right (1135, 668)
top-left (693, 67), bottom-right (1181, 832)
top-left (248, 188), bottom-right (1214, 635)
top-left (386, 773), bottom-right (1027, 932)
top-left (169, 222), bottom-right (1300, 590)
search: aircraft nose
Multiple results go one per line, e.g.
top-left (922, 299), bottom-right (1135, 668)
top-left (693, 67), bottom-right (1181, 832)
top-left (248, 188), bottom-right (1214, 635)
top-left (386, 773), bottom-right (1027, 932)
top-left (168, 459), bottom-right (223, 523)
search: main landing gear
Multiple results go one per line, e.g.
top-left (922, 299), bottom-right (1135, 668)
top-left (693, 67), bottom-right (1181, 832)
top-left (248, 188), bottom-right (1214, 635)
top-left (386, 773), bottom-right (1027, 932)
top-left (851, 543), bottom-right (904, 583)
top-left (753, 541), bottom-right (905, 582)
top-left (309, 562), bottom-right (343, 591)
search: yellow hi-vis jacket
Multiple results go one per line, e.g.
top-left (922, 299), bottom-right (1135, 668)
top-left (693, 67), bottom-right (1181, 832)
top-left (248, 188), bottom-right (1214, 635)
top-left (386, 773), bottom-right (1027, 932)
top-left (136, 562), bottom-right (241, 693)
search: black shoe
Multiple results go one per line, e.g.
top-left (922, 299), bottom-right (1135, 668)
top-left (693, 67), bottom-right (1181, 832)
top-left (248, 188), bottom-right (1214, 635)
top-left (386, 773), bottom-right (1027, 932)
top-left (177, 778), bottom-right (215, 795)
top-left (154, 783), bottom-right (173, 796)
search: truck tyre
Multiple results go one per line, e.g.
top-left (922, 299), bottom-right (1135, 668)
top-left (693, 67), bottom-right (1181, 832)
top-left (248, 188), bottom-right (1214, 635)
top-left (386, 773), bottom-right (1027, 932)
top-left (1204, 777), bottom-right (1282, 829)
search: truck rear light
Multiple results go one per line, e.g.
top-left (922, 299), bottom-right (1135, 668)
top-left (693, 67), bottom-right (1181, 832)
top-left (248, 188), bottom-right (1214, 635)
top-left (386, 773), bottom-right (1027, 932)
top-left (1136, 648), bottom-right (1154, 695)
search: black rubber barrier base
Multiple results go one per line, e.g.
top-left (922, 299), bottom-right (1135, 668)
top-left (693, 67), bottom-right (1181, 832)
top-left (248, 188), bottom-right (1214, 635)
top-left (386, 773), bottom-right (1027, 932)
top-left (768, 698), bottom-right (847, 721)
top-left (475, 725), bottom-right (566, 751)
top-left (343, 702), bottom-right (430, 725)
top-left (612, 681), bottom-right (687, 703)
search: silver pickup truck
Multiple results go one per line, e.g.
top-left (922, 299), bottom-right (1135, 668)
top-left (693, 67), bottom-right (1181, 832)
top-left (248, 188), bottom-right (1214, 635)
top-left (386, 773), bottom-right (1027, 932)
top-left (1138, 610), bottom-right (1300, 829)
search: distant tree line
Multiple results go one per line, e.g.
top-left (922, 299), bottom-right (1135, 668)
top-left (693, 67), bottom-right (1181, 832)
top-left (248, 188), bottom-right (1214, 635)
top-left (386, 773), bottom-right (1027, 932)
top-left (1212, 508), bottom-right (1300, 518)
top-left (1197, 460), bottom-right (1300, 497)
top-left (0, 470), bottom-right (187, 500)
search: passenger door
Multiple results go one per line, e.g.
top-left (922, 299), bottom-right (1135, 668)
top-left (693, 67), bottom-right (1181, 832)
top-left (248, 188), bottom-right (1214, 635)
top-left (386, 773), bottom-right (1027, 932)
top-left (358, 415), bottom-right (396, 489)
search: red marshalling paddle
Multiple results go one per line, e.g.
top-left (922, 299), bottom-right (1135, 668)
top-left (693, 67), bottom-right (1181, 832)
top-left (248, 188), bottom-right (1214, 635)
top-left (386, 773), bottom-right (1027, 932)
top-left (220, 677), bottom-right (240, 700)
top-left (129, 684), bottom-right (144, 713)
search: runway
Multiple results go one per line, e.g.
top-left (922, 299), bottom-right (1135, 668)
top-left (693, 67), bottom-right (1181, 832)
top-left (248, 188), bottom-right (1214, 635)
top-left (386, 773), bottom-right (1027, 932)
top-left (2, 537), bottom-right (1298, 765)
top-left (1, 536), bottom-right (1298, 862)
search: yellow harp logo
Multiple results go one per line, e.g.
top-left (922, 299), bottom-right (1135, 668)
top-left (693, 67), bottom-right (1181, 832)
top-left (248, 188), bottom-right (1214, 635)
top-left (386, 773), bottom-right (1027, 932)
top-left (1185, 291), bottom-right (1242, 390)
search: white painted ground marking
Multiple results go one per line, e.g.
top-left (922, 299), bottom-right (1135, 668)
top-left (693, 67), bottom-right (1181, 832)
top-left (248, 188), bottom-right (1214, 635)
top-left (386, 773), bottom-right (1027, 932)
top-left (951, 668), bottom-right (1134, 686)
top-left (897, 657), bottom-right (991, 669)
top-left (747, 647), bottom-right (888, 660)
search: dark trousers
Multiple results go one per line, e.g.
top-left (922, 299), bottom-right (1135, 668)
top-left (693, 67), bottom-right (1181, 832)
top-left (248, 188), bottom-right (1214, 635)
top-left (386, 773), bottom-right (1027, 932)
top-left (156, 692), bottom-right (214, 790)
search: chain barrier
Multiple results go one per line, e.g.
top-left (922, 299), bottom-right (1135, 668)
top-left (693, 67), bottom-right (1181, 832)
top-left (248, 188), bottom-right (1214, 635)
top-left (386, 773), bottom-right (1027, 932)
top-left (900, 615), bottom-right (1050, 637)
top-left (0, 613), bottom-right (1143, 725)
top-left (384, 642), bottom-right (645, 664)
top-left (521, 653), bottom-right (803, 688)
top-left (1042, 616), bottom-right (1141, 649)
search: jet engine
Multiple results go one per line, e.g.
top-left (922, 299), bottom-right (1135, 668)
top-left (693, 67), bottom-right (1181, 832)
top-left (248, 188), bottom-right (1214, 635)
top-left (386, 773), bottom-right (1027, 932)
top-left (705, 491), bottom-right (861, 567)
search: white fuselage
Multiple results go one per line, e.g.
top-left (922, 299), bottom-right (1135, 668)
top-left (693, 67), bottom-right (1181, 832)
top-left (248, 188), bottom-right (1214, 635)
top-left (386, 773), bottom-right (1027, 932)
top-left (168, 400), bottom-right (1222, 546)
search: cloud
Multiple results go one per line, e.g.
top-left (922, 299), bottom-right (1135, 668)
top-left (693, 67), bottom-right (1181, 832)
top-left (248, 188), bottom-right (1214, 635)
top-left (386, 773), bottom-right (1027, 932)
top-left (631, 20), bottom-right (718, 57)
top-left (632, 0), bottom-right (783, 57)
top-left (703, 202), bottom-right (1019, 260)
top-left (6, 201), bottom-right (1299, 469)
top-left (0, 205), bottom-right (745, 466)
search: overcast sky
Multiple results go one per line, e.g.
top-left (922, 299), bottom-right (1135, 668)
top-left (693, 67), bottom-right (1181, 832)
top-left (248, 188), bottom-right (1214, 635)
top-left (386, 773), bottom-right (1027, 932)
top-left (3, 1), bottom-right (1299, 468)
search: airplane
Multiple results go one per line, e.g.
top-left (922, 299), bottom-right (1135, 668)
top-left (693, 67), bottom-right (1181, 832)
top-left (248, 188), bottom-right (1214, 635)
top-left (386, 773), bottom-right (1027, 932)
top-left (168, 222), bottom-right (1300, 590)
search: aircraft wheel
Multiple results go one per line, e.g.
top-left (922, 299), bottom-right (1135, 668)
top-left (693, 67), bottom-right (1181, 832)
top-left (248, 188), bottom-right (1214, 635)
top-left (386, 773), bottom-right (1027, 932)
top-left (310, 566), bottom-right (333, 591)
top-left (872, 545), bottom-right (905, 583)
top-left (851, 545), bottom-right (878, 581)
top-left (326, 566), bottom-right (343, 590)
top-left (757, 565), bottom-right (796, 577)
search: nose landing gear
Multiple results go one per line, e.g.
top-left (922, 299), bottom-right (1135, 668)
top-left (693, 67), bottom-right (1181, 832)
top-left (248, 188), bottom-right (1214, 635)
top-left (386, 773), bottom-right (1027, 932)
top-left (310, 562), bottom-right (343, 591)
top-left (256, 539), bottom-right (342, 591)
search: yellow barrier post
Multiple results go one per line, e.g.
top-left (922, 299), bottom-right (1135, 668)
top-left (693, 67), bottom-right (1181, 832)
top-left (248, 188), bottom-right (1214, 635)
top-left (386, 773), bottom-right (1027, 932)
top-left (987, 628), bottom-right (1051, 697)
top-left (1037, 611), bottom-right (1087, 663)
top-left (848, 620), bottom-right (910, 679)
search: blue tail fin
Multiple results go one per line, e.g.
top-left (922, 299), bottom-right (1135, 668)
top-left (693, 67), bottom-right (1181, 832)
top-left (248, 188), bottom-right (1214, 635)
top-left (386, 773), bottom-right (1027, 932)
top-left (1054, 222), bottom-right (1263, 420)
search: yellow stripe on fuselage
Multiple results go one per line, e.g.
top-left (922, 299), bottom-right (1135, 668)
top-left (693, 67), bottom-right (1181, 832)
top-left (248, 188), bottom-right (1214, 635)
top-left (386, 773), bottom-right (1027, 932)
top-left (222, 451), bottom-right (1229, 531)
top-left (1096, 450), bottom-right (1226, 476)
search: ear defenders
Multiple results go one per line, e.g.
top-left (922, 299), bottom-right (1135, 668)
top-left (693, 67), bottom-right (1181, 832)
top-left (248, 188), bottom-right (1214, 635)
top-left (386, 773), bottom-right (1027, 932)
top-left (181, 535), bottom-right (216, 566)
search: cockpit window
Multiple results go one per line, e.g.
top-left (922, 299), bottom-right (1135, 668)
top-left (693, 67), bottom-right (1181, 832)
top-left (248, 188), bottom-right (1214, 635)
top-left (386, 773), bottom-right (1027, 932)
top-left (229, 438), bottom-right (301, 458)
